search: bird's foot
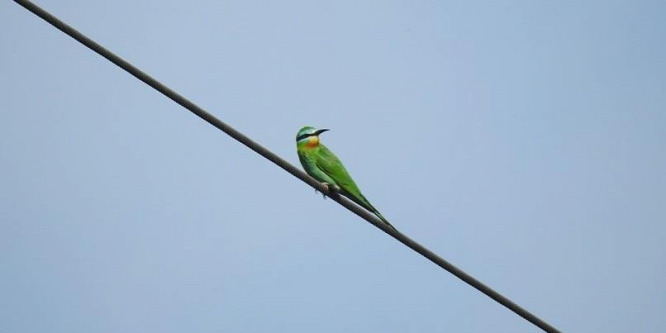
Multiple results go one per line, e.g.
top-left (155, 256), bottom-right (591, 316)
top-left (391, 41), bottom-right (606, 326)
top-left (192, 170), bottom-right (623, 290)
top-left (316, 183), bottom-right (339, 199)
top-left (321, 183), bottom-right (331, 199)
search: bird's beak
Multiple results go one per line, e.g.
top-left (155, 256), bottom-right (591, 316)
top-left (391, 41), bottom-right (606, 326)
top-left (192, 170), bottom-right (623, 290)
top-left (315, 129), bottom-right (330, 136)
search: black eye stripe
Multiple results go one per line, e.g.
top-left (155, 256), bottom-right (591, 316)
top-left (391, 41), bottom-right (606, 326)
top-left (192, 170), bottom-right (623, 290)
top-left (296, 133), bottom-right (315, 141)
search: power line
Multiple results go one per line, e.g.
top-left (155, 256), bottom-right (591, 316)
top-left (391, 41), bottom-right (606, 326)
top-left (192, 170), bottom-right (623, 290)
top-left (13, 1), bottom-right (561, 332)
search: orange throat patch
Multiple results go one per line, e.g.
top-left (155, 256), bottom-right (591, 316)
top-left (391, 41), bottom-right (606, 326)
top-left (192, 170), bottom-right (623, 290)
top-left (305, 136), bottom-right (319, 148)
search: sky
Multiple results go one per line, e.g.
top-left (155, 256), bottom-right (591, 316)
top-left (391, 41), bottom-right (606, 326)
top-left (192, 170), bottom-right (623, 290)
top-left (1, 1), bottom-right (665, 332)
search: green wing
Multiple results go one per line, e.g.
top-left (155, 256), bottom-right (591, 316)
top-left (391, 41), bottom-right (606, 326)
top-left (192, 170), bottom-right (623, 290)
top-left (315, 144), bottom-right (397, 231)
top-left (316, 145), bottom-right (374, 210)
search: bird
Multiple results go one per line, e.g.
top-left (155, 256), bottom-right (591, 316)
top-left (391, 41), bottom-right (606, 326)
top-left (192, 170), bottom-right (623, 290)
top-left (296, 126), bottom-right (397, 231)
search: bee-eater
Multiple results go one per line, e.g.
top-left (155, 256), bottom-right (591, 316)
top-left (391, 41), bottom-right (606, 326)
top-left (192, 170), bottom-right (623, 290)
top-left (296, 126), bottom-right (396, 231)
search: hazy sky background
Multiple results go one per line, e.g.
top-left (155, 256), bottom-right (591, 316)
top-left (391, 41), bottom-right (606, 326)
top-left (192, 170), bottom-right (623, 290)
top-left (2, 1), bottom-right (665, 332)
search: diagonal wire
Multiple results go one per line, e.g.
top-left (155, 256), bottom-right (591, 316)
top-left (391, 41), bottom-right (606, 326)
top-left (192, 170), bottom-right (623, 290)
top-left (13, 1), bottom-right (561, 332)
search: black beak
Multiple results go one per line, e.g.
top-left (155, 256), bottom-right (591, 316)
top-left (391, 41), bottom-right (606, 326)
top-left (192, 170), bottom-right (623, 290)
top-left (315, 129), bottom-right (330, 135)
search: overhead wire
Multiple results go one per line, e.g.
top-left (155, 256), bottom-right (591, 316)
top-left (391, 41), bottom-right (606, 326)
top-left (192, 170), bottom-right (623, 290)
top-left (13, 1), bottom-right (561, 332)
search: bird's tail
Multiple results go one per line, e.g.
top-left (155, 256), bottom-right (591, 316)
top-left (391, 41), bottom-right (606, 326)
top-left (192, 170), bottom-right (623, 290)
top-left (372, 210), bottom-right (398, 232)
top-left (341, 190), bottom-right (398, 232)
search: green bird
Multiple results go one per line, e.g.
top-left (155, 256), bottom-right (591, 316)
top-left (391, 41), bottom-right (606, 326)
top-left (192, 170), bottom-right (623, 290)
top-left (296, 126), bottom-right (396, 231)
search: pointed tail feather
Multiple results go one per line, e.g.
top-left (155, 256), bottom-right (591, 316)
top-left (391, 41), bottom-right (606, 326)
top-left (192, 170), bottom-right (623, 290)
top-left (344, 191), bottom-right (398, 232)
top-left (373, 210), bottom-right (398, 232)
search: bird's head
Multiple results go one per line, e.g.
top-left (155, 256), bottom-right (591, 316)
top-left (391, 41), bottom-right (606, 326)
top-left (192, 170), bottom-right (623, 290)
top-left (296, 126), bottom-right (329, 148)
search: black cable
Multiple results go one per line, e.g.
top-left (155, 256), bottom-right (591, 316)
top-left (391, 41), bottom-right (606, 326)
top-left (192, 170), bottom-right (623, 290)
top-left (13, 1), bottom-right (561, 332)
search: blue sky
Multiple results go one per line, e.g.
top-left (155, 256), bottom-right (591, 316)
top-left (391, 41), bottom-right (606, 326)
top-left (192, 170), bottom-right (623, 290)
top-left (2, 1), bottom-right (665, 332)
